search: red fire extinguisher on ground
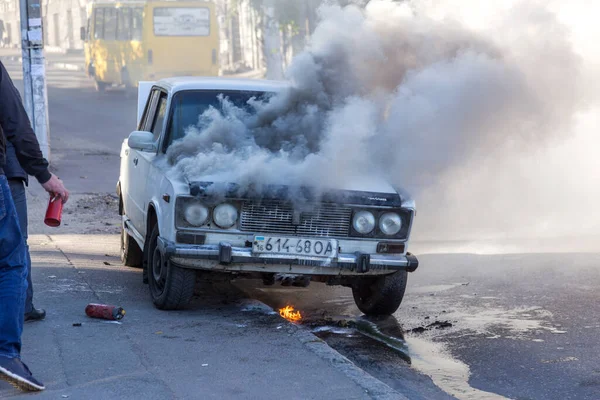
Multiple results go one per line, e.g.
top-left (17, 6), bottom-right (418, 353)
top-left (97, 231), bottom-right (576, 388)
top-left (85, 304), bottom-right (126, 321)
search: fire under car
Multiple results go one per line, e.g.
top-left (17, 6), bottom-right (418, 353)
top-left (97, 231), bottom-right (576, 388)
top-left (117, 77), bottom-right (419, 315)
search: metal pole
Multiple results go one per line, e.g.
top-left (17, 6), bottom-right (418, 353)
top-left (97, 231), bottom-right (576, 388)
top-left (19, 0), bottom-right (50, 160)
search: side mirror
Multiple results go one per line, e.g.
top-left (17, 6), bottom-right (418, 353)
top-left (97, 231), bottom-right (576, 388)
top-left (80, 27), bottom-right (86, 41)
top-left (128, 131), bottom-right (156, 152)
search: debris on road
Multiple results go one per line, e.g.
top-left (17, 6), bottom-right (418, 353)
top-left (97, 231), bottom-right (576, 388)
top-left (85, 303), bottom-right (125, 320)
top-left (72, 194), bottom-right (120, 234)
top-left (72, 323), bottom-right (82, 327)
top-left (410, 321), bottom-right (454, 334)
top-left (542, 357), bottom-right (579, 364)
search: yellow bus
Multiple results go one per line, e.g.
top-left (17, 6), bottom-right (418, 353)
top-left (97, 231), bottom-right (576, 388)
top-left (82, 0), bottom-right (219, 91)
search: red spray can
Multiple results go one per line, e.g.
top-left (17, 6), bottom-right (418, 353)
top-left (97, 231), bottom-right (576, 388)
top-left (85, 303), bottom-right (126, 321)
top-left (44, 195), bottom-right (63, 227)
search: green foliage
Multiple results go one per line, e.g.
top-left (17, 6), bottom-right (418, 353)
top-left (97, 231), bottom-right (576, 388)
top-left (250, 0), bottom-right (322, 30)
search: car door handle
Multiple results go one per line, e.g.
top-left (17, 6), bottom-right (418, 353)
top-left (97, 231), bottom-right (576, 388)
top-left (133, 157), bottom-right (138, 166)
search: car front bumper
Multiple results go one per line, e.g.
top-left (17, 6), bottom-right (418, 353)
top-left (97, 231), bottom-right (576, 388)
top-left (157, 238), bottom-right (419, 276)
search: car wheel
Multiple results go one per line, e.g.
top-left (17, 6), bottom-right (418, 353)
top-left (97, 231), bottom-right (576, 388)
top-left (94, 79), bottom-right (108, 92)
top-left (352, 271), bottom-right (408, 316)
top-left (147, 225), bottom-right (196, 310)
top-left (121, 69), bottom-right (136, 97)
top-left (120, 224), bottom-right (143, 268)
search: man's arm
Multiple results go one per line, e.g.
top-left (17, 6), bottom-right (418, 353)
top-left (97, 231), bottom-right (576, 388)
top-left (0, 61), bottom-right (69, 202)
top-left (0, 61), bottom-right (51, 183)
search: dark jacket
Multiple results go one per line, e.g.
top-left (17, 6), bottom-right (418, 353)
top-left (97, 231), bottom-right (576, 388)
top-left (0, 60), bottom-right (51, 184)
top-left (4, 141), bottom-right (28, 183)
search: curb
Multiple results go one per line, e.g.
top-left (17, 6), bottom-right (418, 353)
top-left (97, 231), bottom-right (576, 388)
top-left (291, 325), bottom-right (408, 400)
top-left (51, 62), bottom-right (84, 72)
top-left (247, 300), bottom-right (408, 400)
top-left (0, 56), bottom-right (84, 72)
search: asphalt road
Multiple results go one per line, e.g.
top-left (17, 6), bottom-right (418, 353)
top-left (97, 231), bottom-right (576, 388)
top-left (1, 59), bottom-right (599, 400)
top-left (237, 250), bottom-right (600, 400)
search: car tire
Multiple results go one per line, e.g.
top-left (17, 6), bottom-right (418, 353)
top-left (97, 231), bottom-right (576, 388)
top-left (147, 225), bottom-right (195, 310)
top-left (120, 224), bottom-right (143, 268)
top-left (352, 271), bottom-right (408, 316)
top-left (94, 79), bottom-right (108, 92)
top-left (121, 69), bottom-right (136, 97)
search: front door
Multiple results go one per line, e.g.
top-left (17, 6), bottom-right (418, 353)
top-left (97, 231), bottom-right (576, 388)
top-left (126, 88), bottom-right (169, 238)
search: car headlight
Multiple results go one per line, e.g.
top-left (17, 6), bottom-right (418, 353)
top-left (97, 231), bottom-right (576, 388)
top-left (379, 212), bottom-right (402, 235)
top-left (213, 203), bottom-right (238, 228)
top-left (352, 211), bottom-right (375, 234)
top-left (184, 203), bottom-right (209, 226)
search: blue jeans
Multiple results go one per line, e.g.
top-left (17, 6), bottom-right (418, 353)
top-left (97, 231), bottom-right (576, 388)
top-left (8, 179), bottom-right (33, 314)
top-left (0, 175), bottom-right (27, 359)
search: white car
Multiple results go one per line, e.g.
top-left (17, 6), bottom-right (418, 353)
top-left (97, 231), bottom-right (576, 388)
top-left (117, 77), bottom-right (419, 315)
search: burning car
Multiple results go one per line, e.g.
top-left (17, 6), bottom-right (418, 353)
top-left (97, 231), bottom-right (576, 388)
top-left (117, 77), bottom-right (419, 315)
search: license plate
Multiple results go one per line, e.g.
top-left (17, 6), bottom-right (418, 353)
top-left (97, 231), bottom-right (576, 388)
top-left (253, 236), bottom-right (338, 258)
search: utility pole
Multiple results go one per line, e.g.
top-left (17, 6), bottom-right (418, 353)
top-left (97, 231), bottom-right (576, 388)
top-left (19, 0), bottom-right (50, 159)
top-left (262, 0), bottom-right (284, 80)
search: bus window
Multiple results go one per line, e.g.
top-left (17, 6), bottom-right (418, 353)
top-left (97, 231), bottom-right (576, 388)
top-left (117, 7), bottom-right (131, 41)
top-left (104, 8), bottom-right (117, 40)
top-left (132, 8), bottom-right (143, 41)
top-left (93, 8), bottom-right (104, 39)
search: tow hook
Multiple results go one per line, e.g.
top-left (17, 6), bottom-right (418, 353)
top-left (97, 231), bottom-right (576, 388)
top-left (355, 252), bottom-right (370, 273)
top-left (219, 242), bottom-right (233, 264)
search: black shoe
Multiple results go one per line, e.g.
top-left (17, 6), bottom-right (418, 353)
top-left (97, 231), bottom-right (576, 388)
top-left (24, 307), bottom-right (46, 322)
top-left (0, 357), bottom-right (45, 391)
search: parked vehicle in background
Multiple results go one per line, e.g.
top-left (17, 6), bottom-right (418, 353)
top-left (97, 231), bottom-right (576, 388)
top-left (82, 0), bottom-right (219, 91)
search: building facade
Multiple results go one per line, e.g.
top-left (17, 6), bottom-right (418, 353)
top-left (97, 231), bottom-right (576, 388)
top-left (0, 0), bottom-right (88, 51)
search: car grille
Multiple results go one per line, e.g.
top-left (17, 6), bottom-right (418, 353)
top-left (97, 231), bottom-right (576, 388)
top-left (239, 200), bottom-right (352, 237)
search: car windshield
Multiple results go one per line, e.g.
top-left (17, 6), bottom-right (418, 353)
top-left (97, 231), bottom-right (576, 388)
top-left (166, 89), bottom-right (273, 147)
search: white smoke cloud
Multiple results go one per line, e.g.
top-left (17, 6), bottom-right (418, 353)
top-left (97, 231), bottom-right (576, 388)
top-left (168, 0), bottom-right (597, 240)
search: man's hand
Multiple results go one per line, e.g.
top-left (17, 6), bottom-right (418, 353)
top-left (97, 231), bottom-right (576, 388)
top-left (41, 173), bottom-right (69, 203)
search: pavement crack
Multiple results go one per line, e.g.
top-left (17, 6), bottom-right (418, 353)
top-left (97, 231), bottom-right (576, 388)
top-left (46, 234), bottom-right (102, 302)
top-left (123, 333), bottom-right (179, 398)
top-left (52, 328), bottom-right (72, 387)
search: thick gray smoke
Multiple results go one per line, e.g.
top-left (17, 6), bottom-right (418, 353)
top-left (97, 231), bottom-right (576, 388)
top-left (168, 0), bottom-right (596, 240)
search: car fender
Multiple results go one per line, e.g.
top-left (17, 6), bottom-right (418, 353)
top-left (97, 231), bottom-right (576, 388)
top-left (146, 169), bottom-right (178, 243)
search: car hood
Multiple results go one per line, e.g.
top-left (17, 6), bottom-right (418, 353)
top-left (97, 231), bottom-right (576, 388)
top-left (188, 176), bottom-right (407, 208)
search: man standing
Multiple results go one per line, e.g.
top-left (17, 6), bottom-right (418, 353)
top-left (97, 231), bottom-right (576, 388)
top-left (4, 142), bottom-right (46, 321)
top-left (0, 60), bottom-right (68, 391)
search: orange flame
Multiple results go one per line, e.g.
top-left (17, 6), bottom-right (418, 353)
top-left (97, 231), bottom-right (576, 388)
top-left (279, 305), bottom-right (302, 323)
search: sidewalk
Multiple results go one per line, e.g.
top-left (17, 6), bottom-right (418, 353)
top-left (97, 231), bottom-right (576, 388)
top-left (0, 47), bottom-right (85, 71)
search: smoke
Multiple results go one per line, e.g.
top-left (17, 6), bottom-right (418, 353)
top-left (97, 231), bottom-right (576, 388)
top-left (168, 0), bottom-right (597, 240)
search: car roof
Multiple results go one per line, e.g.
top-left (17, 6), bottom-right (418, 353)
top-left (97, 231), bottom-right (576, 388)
top-left (155, 77), bottom-right (290, 94)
